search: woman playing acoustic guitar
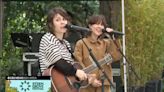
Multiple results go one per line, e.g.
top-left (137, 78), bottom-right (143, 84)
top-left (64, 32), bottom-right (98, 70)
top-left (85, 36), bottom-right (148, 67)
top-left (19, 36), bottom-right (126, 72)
top-left (39, 7), bottom-right (95, 92)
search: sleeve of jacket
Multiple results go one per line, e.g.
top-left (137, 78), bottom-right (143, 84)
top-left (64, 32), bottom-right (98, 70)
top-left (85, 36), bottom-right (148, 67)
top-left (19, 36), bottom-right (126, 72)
top-left (73, 40), bottom-right (86, 68)
top-left (105, 39), bottom-right (122, 62)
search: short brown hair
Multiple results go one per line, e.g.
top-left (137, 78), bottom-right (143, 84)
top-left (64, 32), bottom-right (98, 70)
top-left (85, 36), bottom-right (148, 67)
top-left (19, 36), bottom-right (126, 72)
top-left (47, 7), bottom-right (71, 33)
top-left (86, 15), bottom-right (107, 38)
top-left (88, 15), bottom-right (107, 27)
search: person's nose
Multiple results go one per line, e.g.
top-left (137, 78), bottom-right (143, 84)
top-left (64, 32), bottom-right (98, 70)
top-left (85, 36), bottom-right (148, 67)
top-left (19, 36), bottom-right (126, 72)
top-left (61, 20), bottom-right (67, 25)
top-left (98, 24), bottom-right (104, 30)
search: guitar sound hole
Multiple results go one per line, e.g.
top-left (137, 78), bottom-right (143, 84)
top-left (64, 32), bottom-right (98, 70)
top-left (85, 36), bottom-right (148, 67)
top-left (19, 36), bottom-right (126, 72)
top-left (73, 82), bottom-right (81, 89)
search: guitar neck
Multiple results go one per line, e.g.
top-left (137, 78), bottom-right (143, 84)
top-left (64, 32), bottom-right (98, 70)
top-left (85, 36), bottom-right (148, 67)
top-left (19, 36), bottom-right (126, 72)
top-left (83, 55), bottom-right (112, 73)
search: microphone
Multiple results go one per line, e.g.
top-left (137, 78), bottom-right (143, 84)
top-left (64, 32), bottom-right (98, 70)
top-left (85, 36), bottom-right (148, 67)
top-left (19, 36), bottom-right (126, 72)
top-left (65, 24), bottom-right (124, 36)
top-left (65, 24), bottom-right (89, 32)
top-left (102, 29), bottom-right (124, 36)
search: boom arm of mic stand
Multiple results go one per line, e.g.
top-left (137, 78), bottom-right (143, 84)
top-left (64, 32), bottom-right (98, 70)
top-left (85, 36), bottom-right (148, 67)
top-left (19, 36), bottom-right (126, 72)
top-left (81, 39), bottom-right (116, 88)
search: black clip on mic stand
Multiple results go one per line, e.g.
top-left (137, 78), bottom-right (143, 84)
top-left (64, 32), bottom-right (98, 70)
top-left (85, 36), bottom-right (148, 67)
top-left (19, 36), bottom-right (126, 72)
top-left (81, 39), bottom-right (116, 92)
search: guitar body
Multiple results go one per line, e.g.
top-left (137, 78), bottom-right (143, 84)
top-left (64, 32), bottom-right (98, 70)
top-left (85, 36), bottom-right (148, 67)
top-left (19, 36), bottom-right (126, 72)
top-left (51, 68), bottom-right (79, 92)
top-left (50, 54), bottom-right (112, 92)
top-left (51, 62), bottom-right (88, 92)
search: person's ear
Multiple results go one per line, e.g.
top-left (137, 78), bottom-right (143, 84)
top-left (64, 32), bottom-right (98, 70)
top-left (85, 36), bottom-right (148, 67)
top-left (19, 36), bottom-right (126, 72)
top-left (88, 24), bottom-right (91, 28)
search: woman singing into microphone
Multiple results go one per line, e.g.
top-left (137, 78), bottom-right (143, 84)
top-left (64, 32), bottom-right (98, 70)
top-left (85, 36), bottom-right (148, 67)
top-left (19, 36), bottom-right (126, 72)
top-left (39, 7), bottom-right (88, 92)
top-left (74, 14), bottom-right (122, 92)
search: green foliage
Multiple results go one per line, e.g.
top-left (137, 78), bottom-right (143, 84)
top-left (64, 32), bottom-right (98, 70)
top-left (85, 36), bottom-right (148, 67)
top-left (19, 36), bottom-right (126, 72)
top-left (43, 1), bottom-right (99, 26)
top-left (1, 0), bottom-right (164, 90)
top-left (125, 0), bottom-right (164, 86)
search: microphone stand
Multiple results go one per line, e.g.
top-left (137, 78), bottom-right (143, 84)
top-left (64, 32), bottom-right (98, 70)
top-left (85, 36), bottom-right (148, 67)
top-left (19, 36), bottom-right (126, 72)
top-left (105, 33), bottom-right (141, 92)
top-left (81, 38), bottom-right (116, 91)
top-left (100, 74), bottom-right (105, 92)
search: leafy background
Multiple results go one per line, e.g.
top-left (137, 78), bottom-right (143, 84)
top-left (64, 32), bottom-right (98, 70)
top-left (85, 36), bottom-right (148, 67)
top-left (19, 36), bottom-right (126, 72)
top-left (1, 0), bottom-right (164, 91)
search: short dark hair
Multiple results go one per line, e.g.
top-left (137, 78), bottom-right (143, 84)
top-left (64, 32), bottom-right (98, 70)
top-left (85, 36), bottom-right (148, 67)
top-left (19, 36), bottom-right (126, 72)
top-left (86, 15), bottom-right (107, 38)
top-left (47, 7), bottom-right (71, 33)
top-left (88, 15), bottom-right (107, 27)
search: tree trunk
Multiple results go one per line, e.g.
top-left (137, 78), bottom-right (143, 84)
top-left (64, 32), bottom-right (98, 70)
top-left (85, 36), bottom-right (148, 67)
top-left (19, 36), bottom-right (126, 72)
top-left (99, 1), bottom-right (123, 91)
top-left (99, 0), bottom-right (121, 30)
top-left (0, 0), bottom-right (4, 53)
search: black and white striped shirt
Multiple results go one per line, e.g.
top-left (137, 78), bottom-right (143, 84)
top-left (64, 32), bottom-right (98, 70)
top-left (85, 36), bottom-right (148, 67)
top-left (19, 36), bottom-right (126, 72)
top-left (39, 32), bottom-right (74, 72)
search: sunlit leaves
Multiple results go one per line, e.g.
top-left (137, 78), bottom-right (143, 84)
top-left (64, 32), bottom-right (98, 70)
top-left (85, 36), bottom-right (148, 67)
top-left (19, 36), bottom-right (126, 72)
top-left (125, 0), bottom-right (164, 86)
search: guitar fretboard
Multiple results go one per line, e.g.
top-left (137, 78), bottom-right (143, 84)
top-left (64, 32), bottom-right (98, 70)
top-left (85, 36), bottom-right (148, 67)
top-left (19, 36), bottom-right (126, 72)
top-left (83, 54), bottom-right (113, 73)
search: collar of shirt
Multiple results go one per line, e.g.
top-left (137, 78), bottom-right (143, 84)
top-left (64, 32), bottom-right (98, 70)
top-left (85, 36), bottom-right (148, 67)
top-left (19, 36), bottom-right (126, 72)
top-left (87, 36), bottom-right (101, 44)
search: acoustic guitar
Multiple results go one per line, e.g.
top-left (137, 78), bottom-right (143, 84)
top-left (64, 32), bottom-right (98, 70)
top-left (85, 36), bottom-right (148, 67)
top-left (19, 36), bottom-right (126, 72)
top-left (50, 54), bottom-right (113, 92)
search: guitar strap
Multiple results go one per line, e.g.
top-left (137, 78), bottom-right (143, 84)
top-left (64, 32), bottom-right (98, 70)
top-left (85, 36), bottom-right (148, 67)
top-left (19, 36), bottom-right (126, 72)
top-left (60, 40), bottom-right (78, 88)
top-left (62, 40), bottom-right (75, 60)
